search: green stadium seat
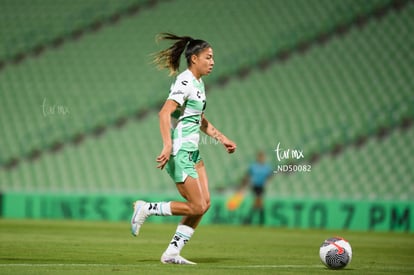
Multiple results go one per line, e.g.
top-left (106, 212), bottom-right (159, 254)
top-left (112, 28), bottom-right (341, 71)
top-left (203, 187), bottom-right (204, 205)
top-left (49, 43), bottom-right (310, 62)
top-left (0, 0), bottom-right (412, 202)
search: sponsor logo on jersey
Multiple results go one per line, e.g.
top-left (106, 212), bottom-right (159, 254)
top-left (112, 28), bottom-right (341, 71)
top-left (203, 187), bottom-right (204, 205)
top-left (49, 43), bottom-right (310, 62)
top-left (171, 90), bottom-right (184, 95)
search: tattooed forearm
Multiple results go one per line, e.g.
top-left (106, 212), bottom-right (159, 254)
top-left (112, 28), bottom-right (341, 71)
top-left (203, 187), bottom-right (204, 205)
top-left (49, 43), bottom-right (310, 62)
top-left (210, 126), bottom-right (225, 142)
top-left (201, 116), bottom-right (225, 143)
top-left (200, 115), bottom-right (236, 154)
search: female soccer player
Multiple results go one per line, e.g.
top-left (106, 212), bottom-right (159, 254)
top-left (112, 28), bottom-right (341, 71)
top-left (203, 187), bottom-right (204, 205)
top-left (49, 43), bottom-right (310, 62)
top-left (131, 33), bottom-right (237, 265)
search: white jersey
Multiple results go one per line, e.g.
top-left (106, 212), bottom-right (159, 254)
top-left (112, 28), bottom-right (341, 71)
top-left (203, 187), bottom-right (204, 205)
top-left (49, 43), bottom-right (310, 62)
top-left (167, 69), bottom-right (206, 155)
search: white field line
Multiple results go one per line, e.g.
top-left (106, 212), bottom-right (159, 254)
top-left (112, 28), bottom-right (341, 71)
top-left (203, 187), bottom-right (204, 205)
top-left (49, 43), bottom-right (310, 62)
top-left (1, 263), bottom-right (413, 270)
top-left (0, 263), bottom-right (324, 268)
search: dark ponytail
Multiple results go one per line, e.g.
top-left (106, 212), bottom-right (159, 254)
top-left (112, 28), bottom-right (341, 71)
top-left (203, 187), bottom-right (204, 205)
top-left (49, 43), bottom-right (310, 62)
top-left (153, 33), bottom-right (211, 76)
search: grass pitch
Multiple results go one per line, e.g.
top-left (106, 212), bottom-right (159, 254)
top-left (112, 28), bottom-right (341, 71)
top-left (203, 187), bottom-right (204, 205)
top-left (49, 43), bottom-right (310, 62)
top-left (0, 219), bottom-right (413, 274)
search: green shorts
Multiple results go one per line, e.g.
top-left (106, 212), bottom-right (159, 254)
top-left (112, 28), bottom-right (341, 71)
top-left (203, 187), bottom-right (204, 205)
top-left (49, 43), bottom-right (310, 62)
top-left (166, 150), bottom-right (202, 183)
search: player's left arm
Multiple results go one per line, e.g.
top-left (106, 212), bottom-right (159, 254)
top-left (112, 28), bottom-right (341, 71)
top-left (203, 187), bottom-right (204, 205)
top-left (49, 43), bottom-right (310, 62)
top-left (200, 114), bottom-right (236, 154)
top-left (265, 165), bottom-right (274, 185)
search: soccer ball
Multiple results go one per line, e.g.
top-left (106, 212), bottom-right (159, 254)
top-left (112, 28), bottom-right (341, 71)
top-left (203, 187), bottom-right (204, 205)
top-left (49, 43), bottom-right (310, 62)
top-left (319, 237), bottom-right (352, 269)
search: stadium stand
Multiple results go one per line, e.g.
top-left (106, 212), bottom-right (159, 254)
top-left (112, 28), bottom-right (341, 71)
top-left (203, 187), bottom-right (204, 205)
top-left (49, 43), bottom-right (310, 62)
top-left (204, 2), bottom-right (414, 199)
top-left (0, 0), bottom-right (151, 62)
top-left (0, 0), bottom-right (395, 166)
top-left (0, 0), bottom-right (413, 201)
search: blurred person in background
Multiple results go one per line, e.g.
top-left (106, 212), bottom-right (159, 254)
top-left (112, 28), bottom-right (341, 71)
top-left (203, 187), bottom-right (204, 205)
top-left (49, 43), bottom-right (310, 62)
top-left (240, 151), bottom-right (273, 225)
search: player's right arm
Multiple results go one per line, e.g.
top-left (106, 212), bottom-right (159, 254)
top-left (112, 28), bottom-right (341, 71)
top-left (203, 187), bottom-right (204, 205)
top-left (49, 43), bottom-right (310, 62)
top-left (156, 99), bottom-right (179, 169)
top-left (241, 173), bottom-right (249, 188)
top-left (239, 166), bottom-right (252, 190)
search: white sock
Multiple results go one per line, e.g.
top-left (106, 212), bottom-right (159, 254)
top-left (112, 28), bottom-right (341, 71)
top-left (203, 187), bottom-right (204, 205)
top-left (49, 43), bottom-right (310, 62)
top-left (145, 202), bottom-right (172, 216)
top-left (165, 224), bottom-right (195, 255)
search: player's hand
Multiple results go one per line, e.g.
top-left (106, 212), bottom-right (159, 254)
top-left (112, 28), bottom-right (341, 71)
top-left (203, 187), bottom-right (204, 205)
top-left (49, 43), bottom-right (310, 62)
top-left (156, 145), bottom-right (172, 169)
top-left (222, 138), bottom-right (237, 154)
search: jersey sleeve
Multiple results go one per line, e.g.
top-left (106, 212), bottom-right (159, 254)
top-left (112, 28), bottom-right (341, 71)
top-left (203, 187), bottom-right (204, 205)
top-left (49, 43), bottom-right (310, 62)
top-left (167, 78), bottom-right (190, 106)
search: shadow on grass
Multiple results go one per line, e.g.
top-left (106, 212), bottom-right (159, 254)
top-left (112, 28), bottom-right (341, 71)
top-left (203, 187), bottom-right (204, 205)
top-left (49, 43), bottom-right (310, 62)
top-left (134, 257), bottom-right (234, 264)
top-left (0, 258), bottom-right (61, 262)
top-left (187, 257), bottom-right (234, 264)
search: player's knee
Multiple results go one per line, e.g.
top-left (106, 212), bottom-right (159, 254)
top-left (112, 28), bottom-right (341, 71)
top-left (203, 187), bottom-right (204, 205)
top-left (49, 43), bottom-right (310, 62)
top-left (204, 198), bottom-right (211, 213)
top-left (190, 206), bottom-right (204, 216)
top-left (190, 201), bottom-right (208, 216)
